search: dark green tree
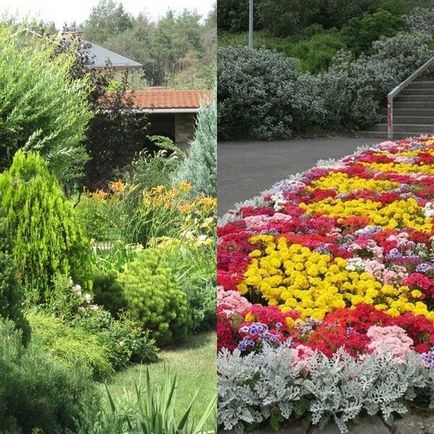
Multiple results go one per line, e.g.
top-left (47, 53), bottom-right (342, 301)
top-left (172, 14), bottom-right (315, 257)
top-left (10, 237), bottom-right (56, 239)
top-left (81, 0), bottom-right (133, 44)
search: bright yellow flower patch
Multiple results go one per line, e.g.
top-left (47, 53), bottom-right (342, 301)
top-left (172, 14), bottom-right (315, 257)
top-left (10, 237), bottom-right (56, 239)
top-left (300, 197), bottom-right (432, 233)
top-left (238, 237), bottom-right (434, 321)
top-left (309, 172), bottom-right (399, 193)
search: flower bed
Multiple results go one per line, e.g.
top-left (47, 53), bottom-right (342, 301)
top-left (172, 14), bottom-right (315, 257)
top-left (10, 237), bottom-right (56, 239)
top-left (217, 137), bottom-right (434, 432)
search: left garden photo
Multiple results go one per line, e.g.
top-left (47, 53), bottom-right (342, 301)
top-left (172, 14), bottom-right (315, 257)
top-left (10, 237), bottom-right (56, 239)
top-left (0, 0), bottom-right (217, 432)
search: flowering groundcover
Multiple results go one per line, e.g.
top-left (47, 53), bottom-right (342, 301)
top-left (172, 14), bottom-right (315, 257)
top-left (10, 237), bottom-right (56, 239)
top-left (217, 137), bottom-right (434, 432)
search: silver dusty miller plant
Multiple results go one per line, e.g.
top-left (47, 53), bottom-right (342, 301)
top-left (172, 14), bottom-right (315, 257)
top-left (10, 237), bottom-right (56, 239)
top-left (218, 344), bottom-right (434, 433)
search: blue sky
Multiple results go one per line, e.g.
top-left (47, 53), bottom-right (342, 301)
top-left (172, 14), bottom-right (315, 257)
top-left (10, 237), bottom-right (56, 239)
top-left (1, 0), bottom-right (215, 28)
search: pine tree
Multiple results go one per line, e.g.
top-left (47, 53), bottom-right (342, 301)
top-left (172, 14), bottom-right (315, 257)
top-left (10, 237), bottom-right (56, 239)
top-left (173, 100), bottom-right (217, 197)
top-left (0, 151), bottom-right (92, 304)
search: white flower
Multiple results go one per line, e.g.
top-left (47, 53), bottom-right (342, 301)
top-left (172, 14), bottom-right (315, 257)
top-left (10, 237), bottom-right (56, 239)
top-left (423, 202), bottom-right (434, 218)
top-left (345, 257), bottom-right (365, 271)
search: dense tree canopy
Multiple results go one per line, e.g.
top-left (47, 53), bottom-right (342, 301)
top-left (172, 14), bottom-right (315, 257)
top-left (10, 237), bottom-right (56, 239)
top-left (81, 1), bottom-right (216, 87)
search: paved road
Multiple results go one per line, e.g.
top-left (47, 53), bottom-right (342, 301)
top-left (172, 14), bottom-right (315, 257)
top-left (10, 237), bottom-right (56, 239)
top-left (218, 137), bottom-right (382, 215)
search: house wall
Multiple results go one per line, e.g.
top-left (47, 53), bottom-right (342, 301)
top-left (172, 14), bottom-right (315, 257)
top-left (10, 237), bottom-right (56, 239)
top-left (112, 67), bottom-right (145, 89)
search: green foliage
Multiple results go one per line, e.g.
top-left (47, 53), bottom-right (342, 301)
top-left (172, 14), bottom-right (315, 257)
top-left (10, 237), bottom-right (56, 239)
top-left (72, 308), bottom-right (159, 370)
top-left (173, 102), bottom-right (217, 197)
top-left (28, 310), bottom-right (114, 379)
top-left (161, 240), bottom-right (216, 333)
top-left (118, 248), bottom-right (190, 345)
top-left (0, 23), bottom-right (92, 186)
top-left (0, 217), bottom-right (30, 343)
top-left (288, 29), bottom-right (346, 73)
top-left (81, 0), bottom-right (133, 44)
top-left (122, 145), bottom-right (182, 191)
top-left (341, 9), bottom-right (403, 55)
top-left (221, 0), bottom-right (381, 37)
top-left (78, 369), bottom-right (216, 434)
top-left (0, 151), bottom-right (92, 303)
top-left (83, 3), bottom-right (216, 88)
top-left (0, 317), bottom-right (97, 433)
top-left (218, 47), bottom-right (325, 140)
top-left (92, 269), bottom-right (128, 316)
top-left (320, 32), bottom-right (434, 129)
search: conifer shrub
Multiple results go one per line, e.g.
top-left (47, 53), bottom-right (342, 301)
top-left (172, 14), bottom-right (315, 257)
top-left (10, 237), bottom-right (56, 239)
top-left (0, 216), bottom-right (31, 343)
top-left (0, 151), bottom-right (92, 304)
top-left (173, 101), bottom-right (217, 197)
top-left (0, 318), bottom-right (97, 433)
top-left (118, 248), bottom-right (190, 345)
top-left (28, 310), bottom-right (114, 379)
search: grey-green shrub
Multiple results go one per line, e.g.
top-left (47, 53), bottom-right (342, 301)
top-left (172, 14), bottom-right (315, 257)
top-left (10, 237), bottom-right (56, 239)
top-left (405, 7), bottom-right (434, 37)
top-left (320, 32), bottom-right (433, 128)
top-left (173, 101), bottom-right (217, 197)
top-left (217, 47), bottom-right (326, 140)
top-left (118, 248), bottom-right (190, 345)
top-left (0, 24), bottom-right (93, 186)
top-left (0, 317), bottom-right (97, 433)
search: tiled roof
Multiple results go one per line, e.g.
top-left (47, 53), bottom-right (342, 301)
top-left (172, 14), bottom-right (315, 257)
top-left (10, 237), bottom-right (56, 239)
top-left (83, 41), bottom-right (142, 68)
top-left (127, 88), bottom-right (213, 110)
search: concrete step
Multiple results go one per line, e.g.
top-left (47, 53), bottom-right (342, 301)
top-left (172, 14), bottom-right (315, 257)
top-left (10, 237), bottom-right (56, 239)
top-left (393, 108), bottom-right (434, 117)
top-left (393, 115), bottom-right (434, 124)
top-left (393, 101), bottom-right (434, 109)
top-left (369, 123), bottom-right (434, 134)
top-left (396, 95), bottom-right (434, 103)
top-left (406, 81), bottom-right (434, 89)
top-left (401, 88), bottom-right (434, 96)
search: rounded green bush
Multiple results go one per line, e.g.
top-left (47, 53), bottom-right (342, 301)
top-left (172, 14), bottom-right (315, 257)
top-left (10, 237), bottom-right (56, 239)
top-left (118, 248), bottom-right (190, 345)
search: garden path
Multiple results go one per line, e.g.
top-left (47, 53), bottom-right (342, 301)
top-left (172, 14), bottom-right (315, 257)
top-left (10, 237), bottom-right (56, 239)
top-left (218, 137), bottom-right (380, 215)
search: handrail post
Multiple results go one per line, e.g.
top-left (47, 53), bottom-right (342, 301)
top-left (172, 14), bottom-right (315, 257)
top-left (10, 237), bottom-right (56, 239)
top-left (387, 95), bottom-right (393, 140)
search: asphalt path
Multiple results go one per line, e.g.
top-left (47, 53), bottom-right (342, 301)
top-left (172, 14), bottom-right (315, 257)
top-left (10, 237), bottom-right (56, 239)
top-left (218, 137), bottom-right (382, 215)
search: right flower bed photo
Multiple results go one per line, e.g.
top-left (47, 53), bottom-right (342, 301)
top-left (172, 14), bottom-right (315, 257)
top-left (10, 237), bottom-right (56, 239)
top-left (218, 137), bottom-right (434, 433)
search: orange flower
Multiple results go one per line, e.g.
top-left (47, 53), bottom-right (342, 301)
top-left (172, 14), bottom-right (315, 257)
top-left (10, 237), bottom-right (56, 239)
top-left (110, 180), bottom-right (125, 193)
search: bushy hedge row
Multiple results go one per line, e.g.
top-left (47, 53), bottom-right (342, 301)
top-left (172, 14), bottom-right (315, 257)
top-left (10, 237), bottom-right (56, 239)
top-left (218, 32), bottom-right (433, 140)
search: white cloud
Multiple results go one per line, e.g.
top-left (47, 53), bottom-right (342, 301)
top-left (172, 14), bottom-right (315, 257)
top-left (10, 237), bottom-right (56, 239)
top-left (1, 0), bottom-right (214, 28)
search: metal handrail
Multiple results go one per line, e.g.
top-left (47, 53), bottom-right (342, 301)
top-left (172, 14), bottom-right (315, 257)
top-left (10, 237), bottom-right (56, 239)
top-left (387, 55), bottom-right (434, 139)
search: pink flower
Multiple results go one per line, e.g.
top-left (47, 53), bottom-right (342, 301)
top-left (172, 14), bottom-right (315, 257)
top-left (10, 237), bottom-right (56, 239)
top-left (367, 325), bottom-right (413, 363)
top-left (290, 344), bottom-right (315, 371)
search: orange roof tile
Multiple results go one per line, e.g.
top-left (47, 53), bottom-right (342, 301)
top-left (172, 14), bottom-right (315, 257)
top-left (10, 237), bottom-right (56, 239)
top-left (126, 88), bottom-right (213, 110)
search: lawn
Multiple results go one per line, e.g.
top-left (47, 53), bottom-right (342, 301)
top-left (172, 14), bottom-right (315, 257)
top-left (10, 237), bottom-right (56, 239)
top-left (104, 331), bottom-right (217, 430)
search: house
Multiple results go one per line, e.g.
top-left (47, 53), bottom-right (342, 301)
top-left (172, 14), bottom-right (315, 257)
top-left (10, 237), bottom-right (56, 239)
top-left (82, 40), bottom-right (143, 87)
top-left (58, 31), bottom-right (143, 87)
top-left (126, 88), bottom-right (213, 146)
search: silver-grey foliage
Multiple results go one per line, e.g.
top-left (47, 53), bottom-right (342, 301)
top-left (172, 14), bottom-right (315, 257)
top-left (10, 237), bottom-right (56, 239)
top-left (218, 345), bottom-right (434, 433)
top-left (172, 100), bottom-right (217, 197)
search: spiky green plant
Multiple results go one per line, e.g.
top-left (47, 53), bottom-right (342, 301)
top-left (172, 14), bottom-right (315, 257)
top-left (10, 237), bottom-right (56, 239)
top-left (105, 369), bottom-right (217, 434)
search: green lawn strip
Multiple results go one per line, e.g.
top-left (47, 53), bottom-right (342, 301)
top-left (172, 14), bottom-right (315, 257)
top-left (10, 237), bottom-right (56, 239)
top-left (103, 331), bottom-right (217, 430)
